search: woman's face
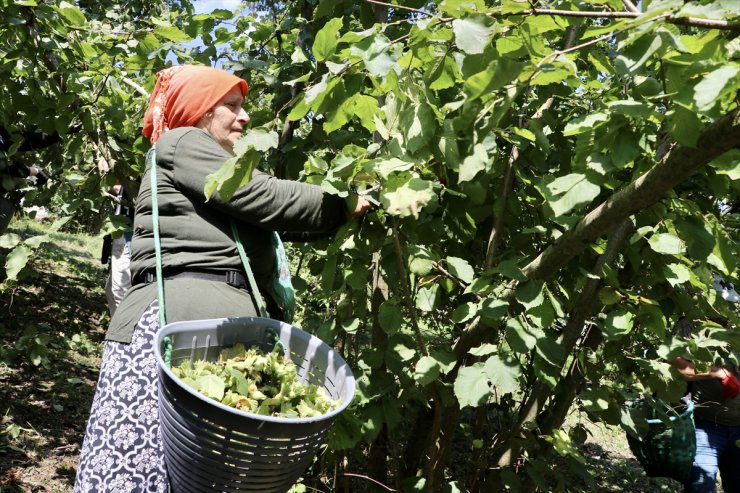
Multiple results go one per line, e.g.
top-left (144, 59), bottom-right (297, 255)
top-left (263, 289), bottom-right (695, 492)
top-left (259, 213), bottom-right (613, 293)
top-left (197, 86), bottom-right (249, 154)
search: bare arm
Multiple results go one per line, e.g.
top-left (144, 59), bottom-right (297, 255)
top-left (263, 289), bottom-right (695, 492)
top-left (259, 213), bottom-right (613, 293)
top-left (668, 357), bottom-right (729, 381)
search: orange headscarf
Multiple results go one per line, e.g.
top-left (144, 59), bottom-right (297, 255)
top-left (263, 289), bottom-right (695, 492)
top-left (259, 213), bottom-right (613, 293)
top-left (142, 65), bottom-right (249, 144)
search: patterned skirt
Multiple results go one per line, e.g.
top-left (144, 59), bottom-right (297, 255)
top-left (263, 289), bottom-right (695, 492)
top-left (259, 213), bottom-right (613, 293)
top-left (75, 300), bottom-right (169, 492)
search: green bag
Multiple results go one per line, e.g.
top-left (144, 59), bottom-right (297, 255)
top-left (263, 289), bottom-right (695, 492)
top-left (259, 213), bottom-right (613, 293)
top-left (268, 232), bottom-right (295, 323)
top-left (625, 399), bottom-right (695, 484)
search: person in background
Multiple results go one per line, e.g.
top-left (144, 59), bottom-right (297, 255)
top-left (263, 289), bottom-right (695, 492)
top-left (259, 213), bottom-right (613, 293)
top-left (74, 64), bottom-right (370, 491)
top-left (101, 181), bottom-right (134, 316)
top-left (0, 128), bottom-right (54, 234)
top-left (669, 298), bottom-right (740, 492)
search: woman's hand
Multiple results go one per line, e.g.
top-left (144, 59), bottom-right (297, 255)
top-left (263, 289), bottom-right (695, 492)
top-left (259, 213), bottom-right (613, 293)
top-left (346, 194), bottom-right (372, 219)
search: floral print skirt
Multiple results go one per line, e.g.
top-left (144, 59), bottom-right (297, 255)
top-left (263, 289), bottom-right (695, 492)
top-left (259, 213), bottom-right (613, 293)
top-left (74, 300), bottom-right (169, 492)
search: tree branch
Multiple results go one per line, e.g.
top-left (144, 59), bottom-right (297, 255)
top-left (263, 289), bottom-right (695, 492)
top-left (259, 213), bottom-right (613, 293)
top-left (364, 0), bottom-right (434, 18)
top-left (522, 106), bottom-right (740, 281)
top-left (391, 220), bottom-right (428, 356)
top-left (485, 219), bottom-right (635, 488)
top-left (121, 75), bottom-right (149, 98)
top-left (516, 9), bottom-right (740, 31)
top-left (622, 0), bottom-right (641, 14)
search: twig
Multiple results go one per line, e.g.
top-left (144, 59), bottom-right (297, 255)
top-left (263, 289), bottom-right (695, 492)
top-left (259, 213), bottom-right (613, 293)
top-left (121, 76), bottom-right (150, 98)
top-left (391, 219), bottom-right (428, 356)
top-left (341, 473), bottom-right (397, 491)
top-left (364, 0), bottom-right (435, 18)
top-left (432, 261), bottom-right (469, 291)
top-left (622, 0), bottom-right (641, 14)
top-left (516, 8), bottom-right (739, 31)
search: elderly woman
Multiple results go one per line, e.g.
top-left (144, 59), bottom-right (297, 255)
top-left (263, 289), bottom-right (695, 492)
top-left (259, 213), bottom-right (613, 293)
top-left (75, 65), bottom-right (368, 492)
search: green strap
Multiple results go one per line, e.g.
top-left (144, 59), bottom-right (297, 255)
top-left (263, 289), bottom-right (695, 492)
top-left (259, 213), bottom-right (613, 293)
top-left (230, 218), bottom-right (269, 318)
top-left (148, 147), bottom-right (167, 329)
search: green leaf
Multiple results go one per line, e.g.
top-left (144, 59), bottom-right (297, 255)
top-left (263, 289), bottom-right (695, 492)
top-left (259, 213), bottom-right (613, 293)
top-left (352, 35), bottom-right (399, 77)
top-left (414, 356), bottom-right (441, 386)
top-left (378, 302), bottom-right (403, 335)
top-left (580, 388), bottom-right (610, 413)
top-left (454, 363), bottom-right (491, 408)
top-left (403, 102), bottom-right (436, 154)
top-left (441, 0), bottom-right (487, 16)
top-left (648, 233), bottom-right (686, 255)
top-left (709, 149), bottom-right (740, 180)
top-left (694, 65), bottom-right (740, 111)
top-left (313, 17), bottom-right (343, 62)
top-left (370, 158), bottom-right (414, 179)
top-left (380, 173), bottom-right (436, 218)
top-left (506, 317), bottom-right (543, 353)
top-left (667, 105), bottom-right (702, 148)
top-left (479, 298), bottom-right (508, 324)
top-left (459, 144), bottom-right (488, 182)
top-left (661, 263), bottom-right (691, 287)
top-left (603, 309), bottom-right (634, 340)
top-left (533, 353), bottom-right (560, 389)
top-left (391, 343), bottom-right (416, 362)
top-left (321, 255), bottom-right (338, 294)
top-left (615, 33), bottom-right (663, 76)
top-left (204, 152), bottom-right (257, 202)
top-left (4, 244), bottom-right (32, 281)
top-left (154, 25), bottom-right (192, 42)
top-left (352, 95), bottom-right (379, 132)
top-left (452, 16), bottom-right (494, 55)
top-left (535, 335), bottom-right (566, 368)
top-left (0, 233), bottom-right (21, 249)
top-left (528, 57), bottom-right (576, 86)
top-left (287, 95), bottom-right (311, 121)
top-left (543, 173), bottom-right (601, 217)
top-left (416, 285), bottom-right (439, 312)
top-left (483, 354), bottom-right (521, 396)
top-left (56, 1), bottom-right (87, 25)
top-left (468, 344), bottom-right (497, 357)
top-left (408, 246), bottom-right (435, 275)
top-left (194, 374), bottom-right (225, 401)
top-left (563, 112), bottom-right (609, 137)
top-left (429, 55), bottom-right (459, 91)
top-left (236, 128), bottom-right (279, 153)
top-left (516, 280), bottom-right (545, 310)
top-left (446, 256), bottom-right (474, 284)
top-left (452, 301), bottom-right (478, 323)
top-left (204, 129), bottom-right (277, 202)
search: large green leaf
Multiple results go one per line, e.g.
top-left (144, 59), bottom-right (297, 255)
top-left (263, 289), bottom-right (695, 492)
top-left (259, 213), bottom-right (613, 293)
top-left (55, 1), bottom-right (87, 26)
top-left (402, 102), bottom-right (436, 154)
top-left (648, 233), bottom-right (686, 255)
top-left (458, 144), bottom-right (488, 182)
top-left (452, 16), bottom-right (494, 55)
top-left (414, 356), bottom-right (441, 386)
top-left (602, 309), bottom-right (634, 340)
top-left (4, 244), bottom-right (32, 281)
top-left (313, 17), bottom-right (344, 62)
top-left (484, 354), bottom-right (521, 396)
top-left (446, 256), bottom-right (474, 284)
top-left (378, 302), bottom-right (403, 335)
top-left (454, 363), bottom-right (491, 408)
top-left (694, 65), bottom-right (740, 111)
top-left (543, 173), bottom-right (601, 217)
top-left (380, 173), bottom-right (436, 218)
top-left (153, 25), bottom-right (192, 42)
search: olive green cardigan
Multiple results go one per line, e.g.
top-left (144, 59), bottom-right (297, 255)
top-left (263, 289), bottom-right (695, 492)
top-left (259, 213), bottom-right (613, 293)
top-left (106, 127), bottom-right (346, 342)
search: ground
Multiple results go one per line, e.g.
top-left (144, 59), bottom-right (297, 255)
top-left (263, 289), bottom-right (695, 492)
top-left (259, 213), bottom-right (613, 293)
top-left (0, 219), bottom-right (107, 492)
top-left (0, 218), bottom-right (703, 492)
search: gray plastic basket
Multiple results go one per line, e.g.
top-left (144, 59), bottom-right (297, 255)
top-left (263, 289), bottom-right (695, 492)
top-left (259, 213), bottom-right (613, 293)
top-left (153, 317), bottom-right (356, 493)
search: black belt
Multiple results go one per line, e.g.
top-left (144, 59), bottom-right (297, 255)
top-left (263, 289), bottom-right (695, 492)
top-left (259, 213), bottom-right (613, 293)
top-left (135, 270), bottom-right (248, 290)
